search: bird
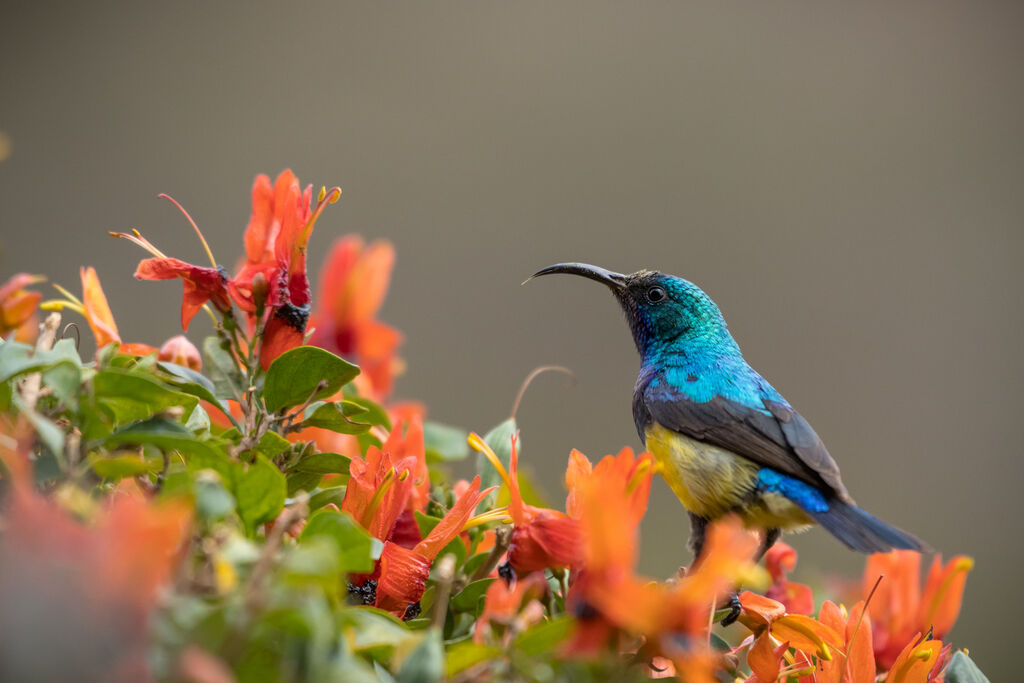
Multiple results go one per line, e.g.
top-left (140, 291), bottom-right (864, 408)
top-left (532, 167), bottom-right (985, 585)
top-left (527, 262), bottom-right (929, 565)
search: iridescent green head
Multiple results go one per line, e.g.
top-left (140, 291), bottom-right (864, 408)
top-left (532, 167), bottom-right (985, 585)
top-left (527, 262), bottom-right (731, 359)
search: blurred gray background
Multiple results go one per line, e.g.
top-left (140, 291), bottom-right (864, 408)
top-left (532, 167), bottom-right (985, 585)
top-left (2, 1), bottom-right (1021, 677)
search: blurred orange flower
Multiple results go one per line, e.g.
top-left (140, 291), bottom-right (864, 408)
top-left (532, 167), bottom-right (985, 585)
top-left (764, 541), bottom-right (815, 615)
top-left (0, 273), bottom-right (43, 339)
top-left (309, 235), bottom-right (402, 399)
top-left (474, 573), bottom-right (547, 644)
top-left (0, 439), bottom-right (191, 681)
top-left (862, 550), bottom-right (972, 669)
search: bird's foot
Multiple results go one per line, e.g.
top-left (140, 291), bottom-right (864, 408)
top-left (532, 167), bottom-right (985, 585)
top-left (719, 593), bottom-right (742, 627)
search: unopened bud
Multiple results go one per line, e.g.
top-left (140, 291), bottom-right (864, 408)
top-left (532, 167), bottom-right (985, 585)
top-left (250, 272), bottom-right (269, 311)
top-left (158, 334), bottom-right (202, 371)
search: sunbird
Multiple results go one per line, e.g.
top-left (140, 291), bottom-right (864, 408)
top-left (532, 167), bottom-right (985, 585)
top-left (529, 263), bottom-right (928, 562)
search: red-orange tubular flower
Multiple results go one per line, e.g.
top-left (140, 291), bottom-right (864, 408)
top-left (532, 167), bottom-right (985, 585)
top-left (764, 541), bottom-right (815, 615)
top-left (862, 550), bottom-right (973, 670)
top-left (230, 170), bottom-right (341, 369)
top-left (470, 432), bottom-right (583, 577)
top-left (0, 273), bottom-right (44, 338)
top-left (134, 257), bottom-right (230, 331)
top-left (375, 477), bottom-right (494, 617)
top-left (815, 600), bottom-right (876, 683)
top-left (341, 446), bottom-right (416, 542)
top-left (309, 235), bottom-right (402, 399)
top-left (113, 195), bottom-right (231, 332)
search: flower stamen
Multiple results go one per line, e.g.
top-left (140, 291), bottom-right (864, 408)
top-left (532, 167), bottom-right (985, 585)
top-left (159, 193), bottom-right (218, 269)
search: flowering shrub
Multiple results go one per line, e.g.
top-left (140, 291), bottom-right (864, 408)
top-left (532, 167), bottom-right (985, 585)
top-left (0, 171), bottom-right (987, 682)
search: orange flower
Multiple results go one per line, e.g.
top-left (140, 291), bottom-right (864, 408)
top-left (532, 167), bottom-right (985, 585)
top-left (764, 542), bottom-right (815, 615)
top-left (886, 633), bottom-right (951, 683)
top-left (862, 550), bottom-right (973, 669)
top-left (341, 446), bottom-right (416, 542)
top-left (308, 235), bottom-right (402, 399)
top-left (374, 477), bottom-right (494, 616)
top-left (230, 170), bottom-right (341, 369)
top-left (0, 272), bottom-right (43, 338)
top-left (113, 195), bottom-right (231, 332)
top-left (737, 592), bottom-right (845, 681)
top-left (470, 432), bottom-right (583, 577)
top-left (474, 573), bottom-right (547, 644)
top-left (42, 267), bottom-right (154, 355)
top-left (158, 335), bottom-right (202, 371)
top-left (134, 257), bottom-right (230, 331)
top-left (381, 416), bottom-right (429, 513)
top-left (0, 436), bottom-right (191, 680)
top-left (815, 600), bottom-right (876, 683)
top-left (567, 460), bottom-right (759, 683)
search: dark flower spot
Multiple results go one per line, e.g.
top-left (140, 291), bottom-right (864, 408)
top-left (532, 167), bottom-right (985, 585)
top-left (274, 302), bottom-right (311, 332)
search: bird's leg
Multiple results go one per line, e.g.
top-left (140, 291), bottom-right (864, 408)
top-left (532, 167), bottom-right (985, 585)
top-left (756, 527), bottom-right (781, 562)
top-left (721, 527), bottom-right (781, 627)
top-left (687, 512), bottom-right (709, 561)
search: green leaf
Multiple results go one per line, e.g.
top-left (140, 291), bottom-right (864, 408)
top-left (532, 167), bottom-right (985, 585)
top-left (477, 418), bottom-right (517, 508)
top-left (157, 360), bottom-right (230, 416)
top-left (263, 346), bottom-right (359, 413)
top-left (201, 336), bottom-right (244, 401)
top-left (282, 537), bottom-right (342, 588)
top-left (106, 417), bottom-right (224, 463)
top-left (299, 509), bottom-right (375, 573)
top-left (423, 421), bottom-right (469, 462)
top-left (346, 396), bottom-right (391, 429)
top-left (945, 651), bottom-right (991, 683)
top-left (514, 616), bottom-right (573, 655)
top-left (709, 631), bottom-right (731, 652)
top-left (19, 404), bottom-right (65, 457)
top-left (308, 486), bottom-right (347, 511)
top-left (193, 476), bottom-right (236, 522)
top-left (91, 453), bottom-right (161, 479)
top-left (235, 454), bottom-right (286, 534)
top-left (93, 369), bottom-right (198, 423)
top-left (340, 607), bottom-right (416, 653)
top-left (292, 452), bottom-right (352, 475)
top-left (396, 630), bottom-right (443, 683)
top-left (0, 338), bottom-right (80, 384)
top-left (41, 362), bottom-right (81, 412)
top-left (446, 641), bottom-right (503, 676)
top-left (450, 578), bottom-right (496, 613)
top-left (414, 511), bottom-right (442, 538)
top-left (286, 469), bottom-right (322, 496)
top-left (302, 401), bottom-right (371, 434)
top-left (254, 430), bottom-right (290, 458)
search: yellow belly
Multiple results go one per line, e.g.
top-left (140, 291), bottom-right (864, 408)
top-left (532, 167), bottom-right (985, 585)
top-left (644, 422), bottom-right (814, 530)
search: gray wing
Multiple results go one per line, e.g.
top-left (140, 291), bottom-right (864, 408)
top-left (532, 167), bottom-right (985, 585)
top-left (634, 376), bottom-right (852, 503)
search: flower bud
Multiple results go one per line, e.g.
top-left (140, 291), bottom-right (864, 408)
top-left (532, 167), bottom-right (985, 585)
top-left (158, 335), bottom-right (202, 371)
top-left (250, 272), bottom-right (269, 311)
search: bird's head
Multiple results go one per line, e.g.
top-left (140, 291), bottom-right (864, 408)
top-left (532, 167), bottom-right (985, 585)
top-left (527, 262), bottom-right (731, 359)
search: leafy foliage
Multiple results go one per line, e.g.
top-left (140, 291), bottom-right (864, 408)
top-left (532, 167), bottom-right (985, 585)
top-left (0, 174), bottom-right (985, 683)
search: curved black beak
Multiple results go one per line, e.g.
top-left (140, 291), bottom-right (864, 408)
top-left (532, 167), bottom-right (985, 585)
top-left (524, 262), bottom-right (627, 290)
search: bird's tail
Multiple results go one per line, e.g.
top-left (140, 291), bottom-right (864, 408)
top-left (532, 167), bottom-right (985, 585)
top-left (808, 500), bottom-right (931, 554)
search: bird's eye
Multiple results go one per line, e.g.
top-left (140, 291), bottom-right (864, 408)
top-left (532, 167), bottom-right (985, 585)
top-left (646, 286), bottom-right (667, 303)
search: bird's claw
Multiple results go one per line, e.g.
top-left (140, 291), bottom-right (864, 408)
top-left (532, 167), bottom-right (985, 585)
top-left (720, 593), bottom-right (742, 626)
